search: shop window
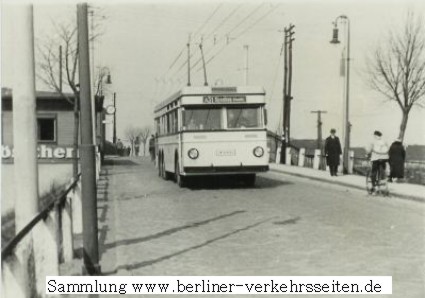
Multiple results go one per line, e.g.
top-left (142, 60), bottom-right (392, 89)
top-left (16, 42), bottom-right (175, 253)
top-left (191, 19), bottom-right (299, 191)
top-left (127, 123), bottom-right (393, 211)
top-left (37, 117), bottom-right (56, 142)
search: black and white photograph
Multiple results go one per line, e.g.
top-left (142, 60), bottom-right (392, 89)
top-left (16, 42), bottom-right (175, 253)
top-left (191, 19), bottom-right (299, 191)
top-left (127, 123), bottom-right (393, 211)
top-left (1, 0), bottom-right (425, 297)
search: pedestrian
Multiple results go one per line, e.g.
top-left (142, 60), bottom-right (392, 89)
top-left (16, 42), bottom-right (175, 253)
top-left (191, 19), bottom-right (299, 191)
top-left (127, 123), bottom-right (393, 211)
top-left (280, 133), bottom-right (287, 164)
top-left (324, 128), bottom-right (342, 176)
top-left (388, 138), bottom-right (405, 182)
top-left (366, 130), bottom-right (389, 193)
top-left (149, 134), bottom-right (155, 162)
top-left (116, 139), bottom-right (123, 156)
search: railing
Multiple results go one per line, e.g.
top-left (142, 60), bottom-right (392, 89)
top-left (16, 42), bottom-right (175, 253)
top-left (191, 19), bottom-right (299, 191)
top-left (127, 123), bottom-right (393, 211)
top-left (352, 157), bottom-right (425, 184)
top-left (1, 175), bottom-right (80, 259)
top-left (2, 173), bottom-right (83, 297)
top-left (304, 154), bottom-right (314, 169)
top-left (270, 143), bottom-right (424, 185)
top-left (2, 151), bottom-right (101, 297)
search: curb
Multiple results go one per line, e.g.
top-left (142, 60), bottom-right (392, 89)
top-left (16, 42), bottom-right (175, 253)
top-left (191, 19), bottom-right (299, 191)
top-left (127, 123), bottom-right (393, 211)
top-left (269, 167), bottom-right (425, 204)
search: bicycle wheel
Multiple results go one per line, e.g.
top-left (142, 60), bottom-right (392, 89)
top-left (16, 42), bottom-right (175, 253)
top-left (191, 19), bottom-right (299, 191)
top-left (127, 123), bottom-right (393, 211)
top-left (365, 170), bottom-right (374, 194)
top-left (377, 169), bottom-right (390, 196)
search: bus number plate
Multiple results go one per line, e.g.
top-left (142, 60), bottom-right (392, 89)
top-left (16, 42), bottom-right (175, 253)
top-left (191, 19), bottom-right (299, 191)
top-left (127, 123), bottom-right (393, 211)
top-left (215, 149), bottom-right (236, 156)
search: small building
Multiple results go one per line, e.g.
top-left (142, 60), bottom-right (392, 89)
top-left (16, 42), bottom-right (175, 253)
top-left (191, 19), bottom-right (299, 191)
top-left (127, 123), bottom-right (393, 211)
top-left (1, 87), bottom-right (105, 215)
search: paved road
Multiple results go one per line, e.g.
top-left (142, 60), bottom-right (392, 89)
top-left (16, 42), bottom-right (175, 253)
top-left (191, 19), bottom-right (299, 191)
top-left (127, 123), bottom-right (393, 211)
top-left (97, 157), bottom-right (424, 297)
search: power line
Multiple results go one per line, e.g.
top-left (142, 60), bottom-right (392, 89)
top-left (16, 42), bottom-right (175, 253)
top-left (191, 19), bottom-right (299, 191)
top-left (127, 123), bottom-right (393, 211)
top-left (267, 51), bottom-right (283, 105)
top-left (193, 3), bottom-right (223, 39)
top-left (173, 2), bottom-right (267, 82)
top-left (193, 3), bottom-right (265, 72)
top-left (171, 3), bottom-right (242, 79)
top-left (199, 4), bottom-right (279, 72)
top-left (160, 3), bottom-right (223, 79)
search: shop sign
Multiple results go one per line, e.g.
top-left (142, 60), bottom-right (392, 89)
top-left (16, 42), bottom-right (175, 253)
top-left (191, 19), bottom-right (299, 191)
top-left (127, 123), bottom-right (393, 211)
top-left (2, 145), bottom-right (77, 159)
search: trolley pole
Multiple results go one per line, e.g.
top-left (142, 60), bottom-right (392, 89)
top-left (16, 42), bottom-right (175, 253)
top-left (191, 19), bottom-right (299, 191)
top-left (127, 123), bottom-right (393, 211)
top-left (77, 3), bottom-right (100, 275)
top-left (187, 34), bottom-right (191, 86)
top-left (199, 39), bottom-right (208, 86)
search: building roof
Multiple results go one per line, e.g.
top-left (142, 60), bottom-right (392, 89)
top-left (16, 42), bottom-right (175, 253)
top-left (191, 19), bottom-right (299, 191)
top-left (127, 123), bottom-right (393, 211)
top-left (2, 87), bottom-right (104, 112)
top-left (2, 87), bottom-right (75, 99)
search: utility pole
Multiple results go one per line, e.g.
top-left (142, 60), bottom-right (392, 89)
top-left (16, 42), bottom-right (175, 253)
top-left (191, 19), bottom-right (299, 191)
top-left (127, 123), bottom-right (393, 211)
top-left (330, 15), bottom-right (351, 173)
top-left (10, 4), bottom-right (39, 297)
top-left (286, 24), bottom-right (295, 142)
top-left (243, 45), bottom-right (249, 85)
top-left (77, 3), bottom-right (100, 275)
top-left (310, 110), bottom-right (327, 150)
top-left (113, 92), bottom-right (117, 144)
top-left (280, 24), bottom-right (295, 164)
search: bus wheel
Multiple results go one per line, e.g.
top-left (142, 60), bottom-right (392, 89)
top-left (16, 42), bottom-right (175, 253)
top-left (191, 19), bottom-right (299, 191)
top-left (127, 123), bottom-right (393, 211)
top-left (244, 174), bottom-right (256, 187)
top-left (175, 159), bottom-right (185, 187)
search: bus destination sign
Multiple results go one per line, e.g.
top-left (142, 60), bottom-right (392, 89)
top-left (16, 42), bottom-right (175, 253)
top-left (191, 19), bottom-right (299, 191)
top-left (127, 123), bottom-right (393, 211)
top-left (203, 95), bottom-right (246, 104)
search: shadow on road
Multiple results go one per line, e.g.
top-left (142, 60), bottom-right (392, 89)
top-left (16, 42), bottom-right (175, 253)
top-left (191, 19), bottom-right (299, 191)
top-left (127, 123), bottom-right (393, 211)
top-left (103, 158), bottom-right (140, 166)
top-left (185, 175), bottom-right (292, 190)
top-left (102, 217), bottom-right (272, 275)
top-left (273, 216), bottom-right (301, 225)
top-left (102, 210), bottom-right (246, 252)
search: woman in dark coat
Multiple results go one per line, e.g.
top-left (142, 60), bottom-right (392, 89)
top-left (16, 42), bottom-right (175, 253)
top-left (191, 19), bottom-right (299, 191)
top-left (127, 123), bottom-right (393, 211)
top-left (324, 129), bottom-right (342, 176)
top-left (388, 139), bottom-right (405, 181)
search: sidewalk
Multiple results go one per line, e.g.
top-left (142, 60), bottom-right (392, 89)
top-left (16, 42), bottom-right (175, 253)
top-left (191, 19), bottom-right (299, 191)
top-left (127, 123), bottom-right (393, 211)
top-left (269, 163), bottom-right (425, 203)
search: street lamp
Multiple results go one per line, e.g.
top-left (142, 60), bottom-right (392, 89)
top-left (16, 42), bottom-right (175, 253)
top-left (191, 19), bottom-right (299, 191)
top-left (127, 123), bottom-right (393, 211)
top-left (330, 15), bottom-right (350, 174)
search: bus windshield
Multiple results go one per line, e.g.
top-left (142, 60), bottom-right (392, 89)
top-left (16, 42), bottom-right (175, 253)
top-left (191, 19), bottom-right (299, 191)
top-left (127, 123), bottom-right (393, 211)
top-left (183, 108), bottom-right (222, 131)
top-left (227, 107), bottom-right (260, 129)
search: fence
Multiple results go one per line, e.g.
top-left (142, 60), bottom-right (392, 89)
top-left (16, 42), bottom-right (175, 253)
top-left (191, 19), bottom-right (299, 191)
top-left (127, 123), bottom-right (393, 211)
top-left (353, 157), bottom-right (425, 184)
top-left (268, 140), bottom-right (425, 185)
top-left (1, 152), bottom-right (101, 297)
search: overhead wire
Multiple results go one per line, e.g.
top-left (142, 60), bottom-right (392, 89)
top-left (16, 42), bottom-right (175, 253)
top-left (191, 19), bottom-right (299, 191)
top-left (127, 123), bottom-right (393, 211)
top-left (174, 2), bottom-right (268, 83)
top-left (199, 3), bottom-right (280, 71)
top-left (191, 3), bottom-right (265, 74)
top-left (160, 3), bottom-right (223, 80)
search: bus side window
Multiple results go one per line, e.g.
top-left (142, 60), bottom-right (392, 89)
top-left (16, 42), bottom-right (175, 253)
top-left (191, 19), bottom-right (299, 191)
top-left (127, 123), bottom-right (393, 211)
top-left (264, 108), bottom-right (268, 126)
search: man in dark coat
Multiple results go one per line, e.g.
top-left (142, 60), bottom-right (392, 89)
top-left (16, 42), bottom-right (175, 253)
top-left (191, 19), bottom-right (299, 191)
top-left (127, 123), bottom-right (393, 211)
top-left (388, 138), bottom-right (405, 182)
top-left (324, 128), bottom-right (342, 176)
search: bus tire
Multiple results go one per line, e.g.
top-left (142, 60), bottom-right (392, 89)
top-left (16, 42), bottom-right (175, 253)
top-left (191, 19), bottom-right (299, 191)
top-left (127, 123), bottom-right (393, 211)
top-left (175, 159), bottom-right (185, 187)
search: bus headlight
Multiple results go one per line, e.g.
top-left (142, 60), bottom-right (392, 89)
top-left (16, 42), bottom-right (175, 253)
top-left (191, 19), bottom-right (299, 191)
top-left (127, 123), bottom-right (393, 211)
top-left (188, 148), bottom-right (199, 159)
top-left (253, 146), bottom-right (264, 157)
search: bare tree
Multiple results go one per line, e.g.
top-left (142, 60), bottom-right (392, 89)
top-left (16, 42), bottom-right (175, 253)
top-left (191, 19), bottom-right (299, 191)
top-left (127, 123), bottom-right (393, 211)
top-left (37, 22), bottom-right (80, 178)
top-left (139, 126), bottom-right (151, 156)
top-left (124, 126), bottom-right (141, 157)
top-left (368, 12), bottom-right (425, 141)
top-left (37, 14), bottom-right (107, 177)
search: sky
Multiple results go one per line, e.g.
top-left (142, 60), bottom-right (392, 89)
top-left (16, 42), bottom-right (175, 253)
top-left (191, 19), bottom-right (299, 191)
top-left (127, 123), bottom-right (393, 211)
top-left (1, 0), bottom-right (425, 146)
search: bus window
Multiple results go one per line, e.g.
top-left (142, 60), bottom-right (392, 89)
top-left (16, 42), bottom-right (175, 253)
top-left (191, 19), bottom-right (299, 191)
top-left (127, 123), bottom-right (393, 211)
top-left (183, 108), bottom-right (222, 131)
top-left (227, 107), bottom-right (260, 128)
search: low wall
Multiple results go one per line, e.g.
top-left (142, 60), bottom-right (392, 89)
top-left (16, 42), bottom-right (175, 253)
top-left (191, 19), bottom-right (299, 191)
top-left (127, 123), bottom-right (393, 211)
top-left (1, 163), bottom-right (73, 216)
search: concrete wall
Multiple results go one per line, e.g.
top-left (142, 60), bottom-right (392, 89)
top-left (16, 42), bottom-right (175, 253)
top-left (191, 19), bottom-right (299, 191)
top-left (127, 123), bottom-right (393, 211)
top-left (1, 163), bottom-right (73, 216)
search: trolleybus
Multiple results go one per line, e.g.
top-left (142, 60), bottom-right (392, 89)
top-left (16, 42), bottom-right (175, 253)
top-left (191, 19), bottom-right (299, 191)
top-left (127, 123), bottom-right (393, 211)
top-left (154, 86), bottom-right (269, 187)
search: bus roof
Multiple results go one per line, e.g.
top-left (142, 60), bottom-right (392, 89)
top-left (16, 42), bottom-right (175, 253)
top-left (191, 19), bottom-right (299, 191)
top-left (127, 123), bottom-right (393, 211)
top-left (154, 86), bottom-right (265, 112)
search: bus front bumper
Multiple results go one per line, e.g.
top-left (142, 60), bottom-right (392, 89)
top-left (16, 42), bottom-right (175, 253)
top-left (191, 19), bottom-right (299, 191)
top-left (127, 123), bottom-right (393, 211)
top-left (182, 165), bottom-right (269, 176)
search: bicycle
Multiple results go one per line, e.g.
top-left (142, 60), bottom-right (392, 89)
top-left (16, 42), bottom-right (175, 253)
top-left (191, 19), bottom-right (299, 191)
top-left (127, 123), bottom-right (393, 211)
top-left (365, 159), bottom-right (389, 196)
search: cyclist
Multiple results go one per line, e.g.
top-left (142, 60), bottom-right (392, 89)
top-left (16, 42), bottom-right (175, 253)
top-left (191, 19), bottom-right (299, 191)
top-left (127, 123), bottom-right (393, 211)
top-left (366, 130), bottom-right (389, 194)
